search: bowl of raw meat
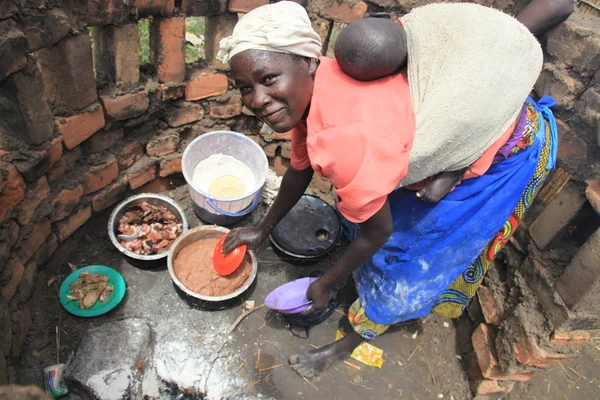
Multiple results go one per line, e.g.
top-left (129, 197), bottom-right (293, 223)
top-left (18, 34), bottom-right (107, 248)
top-left (108, 193), bottom-right (189, 268)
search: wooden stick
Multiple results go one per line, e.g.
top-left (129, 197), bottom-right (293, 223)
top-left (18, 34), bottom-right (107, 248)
top-left (259, 364), bottom-right (284, 373)
top-left (419, 346), bottom-right (436, 386)
top-left (303, 376), bottom-right (319, 392)
top-left (567, 367), bottom-right (583, 379)
top-left (55, 326), bottom-right (60, 365)
top-left (407, 345), bottom-right (419, 362)
top-left (343, 360), bottom-right (361, 371)
top-left (559, 363), bottom-right (572, 379)
top-left (225, 304), bottom-right (265, 337)
top-left (256, 343), bottom-right (261, 371)
top-left (568, 377), bottom-right (581, 390)
top-left (218, 371), bottom-right (273, 396)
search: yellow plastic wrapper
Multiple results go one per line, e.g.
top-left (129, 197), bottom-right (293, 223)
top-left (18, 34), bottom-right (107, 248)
top-left (336, 329), bottom-right (384, 368)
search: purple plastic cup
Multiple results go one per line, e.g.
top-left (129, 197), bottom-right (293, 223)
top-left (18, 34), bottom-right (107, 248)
top-left (264, 277), bottom-right (316, 313)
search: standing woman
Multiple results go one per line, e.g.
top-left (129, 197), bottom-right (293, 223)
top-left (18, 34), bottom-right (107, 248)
top-left (219, 0), bottom-right (574, 378)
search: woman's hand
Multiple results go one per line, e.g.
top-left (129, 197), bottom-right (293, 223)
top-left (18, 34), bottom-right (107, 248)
top-left (305, 279), bottom-right (333, 311)
top-left (223, 226), bottom-right (269, 254)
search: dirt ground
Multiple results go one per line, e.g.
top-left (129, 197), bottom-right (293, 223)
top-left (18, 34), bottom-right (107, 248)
top-left (10, 187), bottom-right (600, 399)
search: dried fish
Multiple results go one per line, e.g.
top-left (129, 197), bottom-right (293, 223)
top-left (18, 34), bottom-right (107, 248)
top-left (68, 271), bottom-right (114, 309)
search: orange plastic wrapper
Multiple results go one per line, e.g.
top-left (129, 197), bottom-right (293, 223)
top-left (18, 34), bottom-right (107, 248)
top-left (335, 329), bottom-right (384, 368)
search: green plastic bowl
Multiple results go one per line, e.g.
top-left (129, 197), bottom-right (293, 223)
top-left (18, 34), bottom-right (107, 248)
top-left (59, 265), bottom-right (126, 317)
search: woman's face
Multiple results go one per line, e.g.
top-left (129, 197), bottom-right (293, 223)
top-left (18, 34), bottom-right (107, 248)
top-left (230, 50), bottom-right (316, 133)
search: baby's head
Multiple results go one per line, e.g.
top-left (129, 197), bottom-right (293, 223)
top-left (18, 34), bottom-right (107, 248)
top-left (334, 18), bottom-right (407, 82)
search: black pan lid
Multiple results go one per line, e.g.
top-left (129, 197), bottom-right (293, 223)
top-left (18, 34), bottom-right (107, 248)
top-left (270, 195), bottom-right (341, 259)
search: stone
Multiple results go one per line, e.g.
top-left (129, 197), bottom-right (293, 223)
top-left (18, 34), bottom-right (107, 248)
top-left (51, 185), bottom-right (84, 222)
top-left (166, 102), bottom-right (204, 127)
top-left (185, 73), bottom-right (228, 101)
top-left (100, 91), bottom-right (150, 121)
top-left (0, 163), bottom-right (25, 222)
top-left (204, 13), bottom-right (238, 70)
top-left (0, 297), bottom-right (11, 356)
top-left (150, 17), bottom-right (185, 84)
top-left (55, 205), bottom-right (92, 242)
top-left (17, 177), bottom-right (50, 226)
top-left (0, 28), bottom-right (27, 80)
top-left (82, 156), bottom-right (119, 195)
top-left (146, 132), bottom-right (179, 157)
top-left (280, 141), bottom-right (291, 159)
top-left (55, 104), bottom-right (106, 150)
top-left (118, 141), bottom-right (144, 170)
top-left (0, 59), bottom-right (54, 145)
top-left (529, 184), bottom-right (587, 250)
top-left (556, 228), bottom-right (600, 312)
top-left (35, 33), bottom-right (98, 111)
top-left (263, 143), bottom-right (279, 157)
top-left (92, 179), bottom-right (128, 212)
top-left (534, 65), bottom-right (582, 111)
top-left (159, 82), bottom-right (185, 101)
top-left (92, 24), bottom-right (140, 89)
top-left (83, 128), bottom-right (124, 154)
top-left (127, 164), bottom-right (157, 190)
top-left (20, 9), bottom-right (71, 52)
top-left (65, 319), bottom-right (152, 400)
top-left (159, 158), bottom-right (182, 177)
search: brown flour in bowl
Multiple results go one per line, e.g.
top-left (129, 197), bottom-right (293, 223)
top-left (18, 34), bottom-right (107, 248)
top-left (173, 237), bottom-right (252, 297)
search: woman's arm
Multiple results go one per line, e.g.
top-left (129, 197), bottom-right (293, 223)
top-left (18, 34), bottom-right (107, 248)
top-left (223, 165), bottom-right (313, 253)
top-left (306, 200), bottom-right (394, 308)
top-left (517, 0), bottom-right (575, 36)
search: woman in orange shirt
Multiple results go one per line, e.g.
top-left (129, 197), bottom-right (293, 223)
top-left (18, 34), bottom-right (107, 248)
top-left (220, 0), bottom-right (573, 378)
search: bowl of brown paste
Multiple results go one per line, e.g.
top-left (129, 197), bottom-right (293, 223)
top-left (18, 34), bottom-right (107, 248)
top-left (167, 226), bottom-right (258, 302)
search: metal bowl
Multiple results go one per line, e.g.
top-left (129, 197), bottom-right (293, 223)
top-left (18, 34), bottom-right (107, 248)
top-left (167, 226), bottom-right (258, 302)
top-left (108, 193), bottom-right (189, 268)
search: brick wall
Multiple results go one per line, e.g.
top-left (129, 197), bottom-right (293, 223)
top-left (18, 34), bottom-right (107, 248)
top-left (0, 0), bottom-right (599, 393)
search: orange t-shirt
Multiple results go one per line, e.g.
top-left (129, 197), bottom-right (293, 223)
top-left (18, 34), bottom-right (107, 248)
top-left (290, 57), bottom-right (517, 223)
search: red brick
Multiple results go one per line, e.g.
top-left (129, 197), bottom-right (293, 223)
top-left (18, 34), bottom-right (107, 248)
top-left (180, 0), bottom-right (228, 16)
top-left (550, 330), bottom-right (590, 345)
top-left (0, 163), bottom-right (25, 221)
top-left (311, 174), bottom-right (332, 193)
top-left (150, 18), bottom-right (185, 84)
top-left (271, 155), bottom-right (289, 176)
top-left (17, 177), bottom-right (50, 226)
top-left (0, 60), bottom-right (54, 145)
top-left (134, 177), bottom-right (171, 194)
top-left (467, 352), bottom-right (515, 397)
top-left (83, 128), bottom-right (124, 154)
top-left (10, 302), bottom-right (32, 358)
top-left (227, 0), bottom-right (267, 13)
top-left (100, 91), bottom-right (150, 121)
top-left (87, 0), bottom-right (136, 26)
top-left (505, 315), bottom-right (576, 367)
top-left (166, 102), bottom-right (204, 127)
top-left (18, 219), bottom-right (52, 265)
top-left (529, 184), bottom-right (587, 249)
top-left (159, 158), bottom-right (182, 177)
top-left (47, 147), bottom-right (82, 183)
top-left (92, 24), bottom-right (140, 89)
top-left (55, 205), bottom-right (92, 242)
top-left (586, 178), bottom-right (600, 215)
top-left (91, 179), bottom-right (128, 212)
top-left (35, 33), bottom-right (98, 110)
top-left (185, 73), bottom-right (228, 101)
top-left (127, 164), bottom-right (157, 190)
top-left (18, 260), bottom-right (37, 303)
top-left (263, 143), bottom-right (279, 157)
top-left (0, 29), bottom-right (27, 80)
top-left (556, 119), bottom-right (588, 170)
top-left (48, 138), bottom-right (63, 167)
top-left (556, 228), bottom-right (600, 311)
top-left (209, 95), bottom-right (242, 119)
top-left (20, 9), bottom-right (70, 52)
top-left (12, 149), bottom-right (53, 183)
top-left (34, 233), bottom-right (59, 266)
top-left (138, 0), bottom-right (175, 17)
top-left (320, 1), bottom-right (368, 24)
top-left (204, 13), bottom-right (238, 70)
top-left (160, 83), bottom-right (186, 101)
top-left (477, 286), bottom-right (503, 325)
top-left (55, 105), bottom-right (106, 150)
top-left (118, 141), bottom-right (144, 170)
top-left (51, 185), bottom-right (84, 222)
top-left (0, 261), bottom-right (24, 302)
top-left (146, 132), bottom-right (179, 157)
top-left (82, 156), bottom-right (119, 195)
top-left (472, 323), bottom-right (533, 382)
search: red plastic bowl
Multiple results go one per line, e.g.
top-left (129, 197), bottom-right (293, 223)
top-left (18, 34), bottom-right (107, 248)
top-left (213, 234), bottom-right (247, 276)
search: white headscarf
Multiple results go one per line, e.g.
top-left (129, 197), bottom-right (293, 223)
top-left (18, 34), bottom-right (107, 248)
top-left (217, 1), bottom-right (322, 64)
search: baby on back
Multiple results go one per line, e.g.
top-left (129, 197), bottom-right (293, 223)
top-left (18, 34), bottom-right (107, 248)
top-left (334, 18), bottom-right (467, 203)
